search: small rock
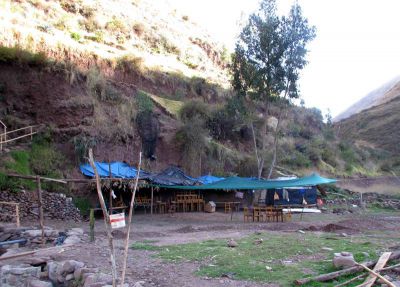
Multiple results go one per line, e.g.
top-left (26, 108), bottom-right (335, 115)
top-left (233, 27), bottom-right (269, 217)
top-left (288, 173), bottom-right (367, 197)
top-left (265, 266), bottom-right (272, 271)
top-left (27, 279), bottom-right (53, 287)
top-left (133, 281), bottom-right (146, 287)
top-left (65, 274), bottom-right (75, 281)
top-left (64, 235), bottom-right (81, 245)
top-left (254, 239), bottom-right (263, 245)
top-left (298, 230), bottom-right (305, 234)
top-left (227, 239), bottom-right (238, 248)
top-left (340, 233), bottom-right (348, 237)
top-left (333, 252), bottom-right (355, 268)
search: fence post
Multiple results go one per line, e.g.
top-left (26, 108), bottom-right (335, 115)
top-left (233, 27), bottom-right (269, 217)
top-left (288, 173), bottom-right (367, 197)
top-left (15, 204), bottom-right (20, 227)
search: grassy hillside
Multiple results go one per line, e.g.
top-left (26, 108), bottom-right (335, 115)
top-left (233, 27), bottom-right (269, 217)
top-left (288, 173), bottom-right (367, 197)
top-left (0, 0), bottom-right (390, 184)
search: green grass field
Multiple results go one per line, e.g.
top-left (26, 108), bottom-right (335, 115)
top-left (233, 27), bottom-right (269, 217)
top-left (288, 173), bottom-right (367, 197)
top-left (131, 231), bottom-right (395, 286)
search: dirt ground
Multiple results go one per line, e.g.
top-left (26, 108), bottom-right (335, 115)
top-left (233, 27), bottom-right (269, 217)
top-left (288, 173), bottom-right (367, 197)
top-left (3, 210), bottom-right (400, 287)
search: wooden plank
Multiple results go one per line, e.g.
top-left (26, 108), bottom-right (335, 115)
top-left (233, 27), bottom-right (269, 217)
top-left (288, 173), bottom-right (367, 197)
top-left (356, 262), bottom-right (395, 287)
top-left (0, 244), bottom-right (73, 261)
top-left (360, 252), bottom-right (392, 287)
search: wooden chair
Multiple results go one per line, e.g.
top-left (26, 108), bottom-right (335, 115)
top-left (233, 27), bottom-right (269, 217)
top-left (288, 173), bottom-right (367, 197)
top-left (168, 200), bottom-right (176, 214)
top-left (283, 206), bottom-right (292, 221)
top-left (243, 207), bottom-right (253, 222)
top-left (224, 202), bottom-right (232, 213)
top-left (253, 206), bottom-right (264, 222)
top-left (265, 206), bottom-right (275, 222)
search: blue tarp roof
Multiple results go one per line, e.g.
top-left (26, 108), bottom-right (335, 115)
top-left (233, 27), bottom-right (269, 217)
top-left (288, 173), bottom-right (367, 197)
top-left (80, 162), bottom-right (149, 179)
top-left (197, 175), bottom-right (225, 184)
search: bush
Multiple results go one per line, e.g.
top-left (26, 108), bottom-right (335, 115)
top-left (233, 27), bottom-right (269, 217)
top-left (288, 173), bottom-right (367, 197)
top-left (116, 54), bottom-right (144, 74)
top-left (0, 46), bottom-right (48, 66)
top-left (106, 17), bottom-right (128, 34)
top-left (86, 31), bottom-right (104, 43)
top-left (132, 22), bottom-right (145, 36)
top-left (136, 91), bottom-right (153, 113)
top-left (70, 32), bottom-right (81, 41)
top-left (179, 100), bottom-right (210, 123)
top-left (73, 197), bottom-right (91, 216)
top-left (72, 135), bottom-right (97, 163)
top-left (80, 17), bottom-right (100, 32)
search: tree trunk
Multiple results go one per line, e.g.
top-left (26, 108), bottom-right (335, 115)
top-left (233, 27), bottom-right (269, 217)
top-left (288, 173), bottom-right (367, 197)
top-left (250, 122), bottom-right (264, 179)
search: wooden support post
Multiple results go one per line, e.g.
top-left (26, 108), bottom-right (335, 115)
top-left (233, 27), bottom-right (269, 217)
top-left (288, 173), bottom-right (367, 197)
top-left (121, 152), bottom-right (142, 287)
top-left (88, 149), bottom-right (118, 287)
top-left (36, 176), bottom-right (45, 246)
top-left (89, 209), bottom-right (95, 242)
top-left (151, 186), bottom-right (154, 215)
top-left (15, 204), bottom-right (20, 227)
top-left (108, 162), bottom-right (113, 213)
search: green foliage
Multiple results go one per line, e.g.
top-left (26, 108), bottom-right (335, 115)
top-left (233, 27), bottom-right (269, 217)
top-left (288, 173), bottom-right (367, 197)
top-left (73, 197), bottom-right (91, 216)
top-left (86, 68), bottom-right (122, 102)
top-left (176, 117), bottom-right (208, 175)
top-left (86, 31), bottom-right (104, 43)
top-left (116, 54), bottom-right (144, 74)
top-left (72, 135), bottom-right (97, 163)
top-left (70, 32), bottom-right (81, 41)
top-left (106, 16), bottom-right (128, 34)
top-left (179, 100), bottom-right (210, 123)
top-left (136, 91), bottom-right (153, 114)
top-left (0, 46), bottom-right (47, 66)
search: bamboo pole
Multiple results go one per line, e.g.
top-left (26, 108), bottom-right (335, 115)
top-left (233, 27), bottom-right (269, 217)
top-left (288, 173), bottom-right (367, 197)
top-left (89, 209), bottom-right (95, 242)
top-left (121, 152), bottom-right (142, 287)
top-left (7, 173), bottom-right (67, 184)
top-left (109, 162), bottom-right (113, 213)
top-left (88, 149), bottom-right (118, 287)
top-left (0, 244), bottom-right (73, 261)
top-left (36, 176), bottom-right (45, 246)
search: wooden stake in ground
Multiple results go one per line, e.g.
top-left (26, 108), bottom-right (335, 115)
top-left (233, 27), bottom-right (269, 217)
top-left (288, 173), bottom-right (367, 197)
top-left (88, 149), bottom-right (118, 287)
top-left (36, 176), bottom-right (45, 246)
top-left (121, 152), bottom-right (142, 287)
top-left (89, 209), bottom-right (95, 242)
top-left (360, 251), bottom-right (391, 287)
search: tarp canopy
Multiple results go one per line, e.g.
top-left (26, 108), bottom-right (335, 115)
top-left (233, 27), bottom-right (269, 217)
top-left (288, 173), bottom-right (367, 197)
top-left (155, 173), bottom-right (336, 190)
top-left (147, 166), bottom-right (199, 186)
top-left (197, 175), bottom-right (225, 184)
top-left (80, 162), bottom-right (149, 179)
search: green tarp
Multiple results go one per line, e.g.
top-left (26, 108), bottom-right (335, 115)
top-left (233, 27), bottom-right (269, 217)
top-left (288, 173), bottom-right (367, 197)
top-left (154, 173), bottom-right (336, 190)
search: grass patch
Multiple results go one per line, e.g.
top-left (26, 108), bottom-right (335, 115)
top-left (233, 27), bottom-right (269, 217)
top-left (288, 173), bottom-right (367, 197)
top-left (140, 232), bottom-right (388, 286)
top-left (131, 240), bottom-right (162, 251)
top-left (147, 93), bottom-right (183, 118)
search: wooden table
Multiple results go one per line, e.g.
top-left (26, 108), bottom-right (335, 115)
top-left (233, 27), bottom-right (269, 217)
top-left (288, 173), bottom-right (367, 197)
top-left (213, 201), bottom-right (241, 213)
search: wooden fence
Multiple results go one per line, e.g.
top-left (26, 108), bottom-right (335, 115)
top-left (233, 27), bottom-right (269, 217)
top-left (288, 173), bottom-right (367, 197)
top-left (0, 124), bottom-right (41, 151)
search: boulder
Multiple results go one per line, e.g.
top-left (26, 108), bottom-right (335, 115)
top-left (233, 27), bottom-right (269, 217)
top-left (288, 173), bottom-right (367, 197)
top-left (64, 235), bottom-right (81, 245)
top-left (61, 260), bottom-right (84, 275)
top-left (227, 239), bottom-right (238, 248)
top-left (333, 252), bottom-right (356, 268)
top-left (27, 279), bottom-right (53, 287)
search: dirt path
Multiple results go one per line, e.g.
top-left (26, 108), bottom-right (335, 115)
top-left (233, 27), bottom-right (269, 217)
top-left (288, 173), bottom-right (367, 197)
top-left (5, 211), bottom-right (400, 287)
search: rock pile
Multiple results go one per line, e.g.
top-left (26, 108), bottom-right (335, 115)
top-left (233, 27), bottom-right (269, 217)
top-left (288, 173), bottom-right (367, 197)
top-left (326, 192), bottom-right (400, 211)
top-left (1, 260), bottom-right (118, 287)
top-left (0, 190), bottom-right (81, 222)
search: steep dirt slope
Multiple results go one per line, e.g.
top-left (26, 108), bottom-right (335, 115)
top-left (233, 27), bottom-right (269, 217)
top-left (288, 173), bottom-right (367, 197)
top-left (335, 76), bottom-right (400, 121)
top-left (336, 94), bottom-right (400, 154)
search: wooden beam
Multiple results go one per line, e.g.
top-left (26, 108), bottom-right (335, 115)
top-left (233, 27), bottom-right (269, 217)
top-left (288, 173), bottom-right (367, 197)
top-left (355, 263), bottom-right (395, 287)
top-left (36, 176), bottom-right (45, 246)
top-left (361, 252), bottom-right (391, 287)
top-left (6, 173), bottom-right (67, 184)
top-left (0, 244), bottom-right (73, 261)
top-left (151, 186), bottom-right (154, 215)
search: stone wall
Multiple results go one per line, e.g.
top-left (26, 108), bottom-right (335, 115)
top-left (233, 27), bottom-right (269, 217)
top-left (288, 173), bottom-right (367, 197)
top-left (0, 190), bottom-right (81, 222)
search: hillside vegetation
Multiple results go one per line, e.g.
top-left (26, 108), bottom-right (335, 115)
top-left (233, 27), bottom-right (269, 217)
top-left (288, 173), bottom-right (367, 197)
top-left (0, 0), bottom-right (390, 184)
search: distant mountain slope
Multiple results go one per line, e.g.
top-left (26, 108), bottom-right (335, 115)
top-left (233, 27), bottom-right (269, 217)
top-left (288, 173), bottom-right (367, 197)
top-left (334, 76), bottom-right (400, 121)
top-left (336, 94), bottom-right (400, 154)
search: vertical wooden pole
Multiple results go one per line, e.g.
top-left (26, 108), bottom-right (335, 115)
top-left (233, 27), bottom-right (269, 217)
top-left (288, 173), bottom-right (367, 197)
top-left (151, 186), bottom-right (154, 215)
top-left (108, 162), bottom-right (113, 214)
top-left (89, 209), bottom-right (95, 242)
top-left (36, 176), bottom-right (45, 246)
top-left (88, 149), bottom-right (118, 287)
top-left (121, 152), bottom-right (142, 287)
top-left (15, 204), bottom-right (20, 227)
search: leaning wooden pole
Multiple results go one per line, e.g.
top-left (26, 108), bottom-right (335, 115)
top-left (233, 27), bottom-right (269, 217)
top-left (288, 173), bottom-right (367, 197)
top-left (121, 152), bottom-right (142, 287)
top-left (36, 176), bottom-right (45, 246)
top-left (88, 149), bottom-right (118, 287)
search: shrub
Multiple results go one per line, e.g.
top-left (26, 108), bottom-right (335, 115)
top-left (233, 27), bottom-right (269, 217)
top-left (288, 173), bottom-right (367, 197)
top-left (116, 54), bottom-right (144, 74)
top-left (106, 17), bottom-right (128, 34)
top-left (179, 100), bottom-right (210, 123)
top-left (72, 135), bottom-right (97, 163)
top-left (80, 17), bottom-right (100, 32)
top-left (0, 46), bottom-right (47, 66)
top-left (136, 91), bottom-right (153, 113)
top-left (73, 197), bottom-right (91, 216)
top-left (86, 31), bottom-right (104, 43)
top-left (132, 22), bottom-right (145, 36)
top-left (182, 15), bottom-right (189, 21)
top-left (70, 32), bottom-right (81, 41)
